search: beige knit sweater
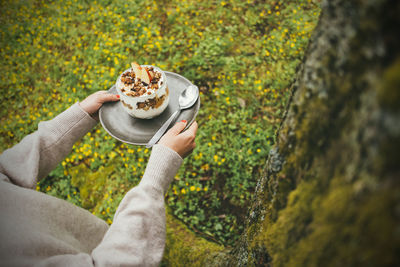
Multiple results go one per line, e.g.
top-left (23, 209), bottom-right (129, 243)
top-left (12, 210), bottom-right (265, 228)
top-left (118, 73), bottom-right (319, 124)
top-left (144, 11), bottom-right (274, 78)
top-left (0, 103), bottom-right (183, 267)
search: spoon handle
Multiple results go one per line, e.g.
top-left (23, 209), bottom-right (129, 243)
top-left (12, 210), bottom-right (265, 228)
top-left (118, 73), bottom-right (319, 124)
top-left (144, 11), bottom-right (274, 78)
top-left (146, 109), bottom-right (180, 148)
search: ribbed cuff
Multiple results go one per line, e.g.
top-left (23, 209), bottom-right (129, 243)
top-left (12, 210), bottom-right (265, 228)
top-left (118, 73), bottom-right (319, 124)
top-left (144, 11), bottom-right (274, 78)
top-left (139, 144), bottom-right (183, 194)
top-left (42, 102), bottom-right (98, 143)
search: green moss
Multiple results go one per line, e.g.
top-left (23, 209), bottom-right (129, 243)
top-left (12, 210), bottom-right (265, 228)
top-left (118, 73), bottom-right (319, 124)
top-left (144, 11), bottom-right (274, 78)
top-left (288, 178), bottom-right (399, 267)
top-left (249, 174), bottom-right (400, 267)
top-left (378, 57), bottom-right (400, 111)
top-left (70, 164), bottom-right (114, 209)
top-left (254, 179), bottom-right (317, 266)
top-left (375, 57), bottom-right (400, 177)
top-left (162, 208), bottom-right (229, 266)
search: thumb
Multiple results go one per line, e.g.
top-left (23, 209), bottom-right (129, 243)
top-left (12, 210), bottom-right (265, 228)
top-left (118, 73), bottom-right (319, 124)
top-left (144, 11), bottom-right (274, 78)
top-left (98, 92), bottom-right (120, 104)
top-left (167, 120), bottom-right (187, 136)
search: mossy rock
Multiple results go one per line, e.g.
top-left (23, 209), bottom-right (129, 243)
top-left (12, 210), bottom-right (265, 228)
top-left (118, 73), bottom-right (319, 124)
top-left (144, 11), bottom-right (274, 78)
top-left (228, 0), bottom-right (400, 266)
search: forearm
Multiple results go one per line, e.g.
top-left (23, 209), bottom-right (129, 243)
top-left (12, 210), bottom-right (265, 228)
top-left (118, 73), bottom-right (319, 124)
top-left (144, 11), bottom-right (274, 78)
top-left (91, 145), bottom-right (183, 266)
top-left (0, 103), bottom-right (97, 188)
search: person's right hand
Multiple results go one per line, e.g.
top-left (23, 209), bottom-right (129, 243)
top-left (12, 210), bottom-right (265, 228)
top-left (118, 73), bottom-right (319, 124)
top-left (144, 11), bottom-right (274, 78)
top-left (158, 120), bottom-right (198, 158)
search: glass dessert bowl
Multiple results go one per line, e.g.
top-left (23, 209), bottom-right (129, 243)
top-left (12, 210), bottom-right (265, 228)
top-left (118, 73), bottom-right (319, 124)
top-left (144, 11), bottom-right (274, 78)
top-left (116, 62), bottom-right (169, 119)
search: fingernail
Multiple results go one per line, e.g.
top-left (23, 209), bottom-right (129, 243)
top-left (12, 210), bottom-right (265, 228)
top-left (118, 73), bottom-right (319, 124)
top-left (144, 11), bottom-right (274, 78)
top-left (116, 94), bottom-right (120, 99)
top-left (181, 120), bottom-right (187, 123)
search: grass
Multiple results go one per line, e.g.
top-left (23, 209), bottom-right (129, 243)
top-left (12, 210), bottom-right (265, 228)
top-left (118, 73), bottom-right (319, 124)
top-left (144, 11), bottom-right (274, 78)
top-left (0, 0), bottom-right (320, 246)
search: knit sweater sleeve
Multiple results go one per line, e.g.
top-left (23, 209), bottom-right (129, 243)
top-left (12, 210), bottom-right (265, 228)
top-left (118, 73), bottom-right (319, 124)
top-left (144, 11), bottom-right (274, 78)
top-left (35, 144), bottom-right (182, 267)
top-left (90, 144), bottom-right (182, 266)
top-left (0, 103), bottom-right (97, 189)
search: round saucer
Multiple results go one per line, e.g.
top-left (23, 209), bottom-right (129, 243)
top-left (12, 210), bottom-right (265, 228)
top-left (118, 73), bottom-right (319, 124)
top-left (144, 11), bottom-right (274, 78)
top-left (99, 71), bottom-right (200, 145)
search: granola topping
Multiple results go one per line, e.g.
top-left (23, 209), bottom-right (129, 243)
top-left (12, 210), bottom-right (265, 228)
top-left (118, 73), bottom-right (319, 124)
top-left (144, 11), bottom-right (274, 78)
top-left (120, 66), bottom-right (163, 97)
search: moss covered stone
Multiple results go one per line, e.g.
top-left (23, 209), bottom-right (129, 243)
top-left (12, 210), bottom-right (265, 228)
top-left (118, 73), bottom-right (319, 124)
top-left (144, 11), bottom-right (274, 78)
top-left (227, 0), bottom-right (400, 266)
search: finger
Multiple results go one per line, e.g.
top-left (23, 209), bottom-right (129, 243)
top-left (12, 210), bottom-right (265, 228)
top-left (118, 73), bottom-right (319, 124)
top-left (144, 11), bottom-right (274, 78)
top-left (182, 121), bottom-right (198, 137)
top-left (168, 120), bottom-right (188, 135)
top-left (97, 93), bottom-right (120, 103)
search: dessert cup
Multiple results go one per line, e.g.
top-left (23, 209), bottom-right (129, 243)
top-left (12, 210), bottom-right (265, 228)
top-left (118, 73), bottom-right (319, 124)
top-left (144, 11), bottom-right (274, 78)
top-left (115, 65), bottom-right (169, 119)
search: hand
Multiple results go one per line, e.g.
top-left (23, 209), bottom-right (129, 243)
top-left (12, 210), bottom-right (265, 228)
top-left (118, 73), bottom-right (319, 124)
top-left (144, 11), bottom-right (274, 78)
top-left (158, 120), bottom-right (198, 158)
top-left (79, 91), bottom-right (120, 120)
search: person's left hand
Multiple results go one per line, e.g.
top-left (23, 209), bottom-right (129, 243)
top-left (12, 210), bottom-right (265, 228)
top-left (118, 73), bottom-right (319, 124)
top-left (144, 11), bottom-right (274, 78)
top-left (79, 91), bottom-right (120, 120)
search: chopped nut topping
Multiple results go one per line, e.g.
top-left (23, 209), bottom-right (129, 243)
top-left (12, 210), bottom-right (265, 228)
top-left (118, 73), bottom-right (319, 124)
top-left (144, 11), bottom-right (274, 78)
top-left (136, 94), bottom-right (167, 110)
top-left (121, 71), bottom-right (135, 85)
top-left (121, 66), bottom-right (163, 97)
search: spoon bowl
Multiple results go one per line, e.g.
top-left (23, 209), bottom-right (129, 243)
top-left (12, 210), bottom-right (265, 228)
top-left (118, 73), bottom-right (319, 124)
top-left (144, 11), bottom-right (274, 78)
top-left (179, 85), bottom-right (199, 109)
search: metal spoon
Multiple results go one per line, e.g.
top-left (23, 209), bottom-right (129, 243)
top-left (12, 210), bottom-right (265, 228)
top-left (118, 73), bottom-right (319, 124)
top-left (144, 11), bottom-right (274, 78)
top-left (146, 85), bottom-right (199, 148)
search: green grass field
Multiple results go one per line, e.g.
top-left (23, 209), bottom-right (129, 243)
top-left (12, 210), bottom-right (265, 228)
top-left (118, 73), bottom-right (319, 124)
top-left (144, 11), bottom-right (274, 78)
top-left (0, 0), bottom-right (320, 245)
